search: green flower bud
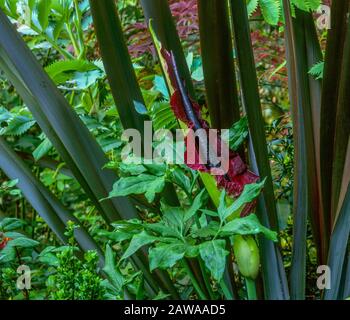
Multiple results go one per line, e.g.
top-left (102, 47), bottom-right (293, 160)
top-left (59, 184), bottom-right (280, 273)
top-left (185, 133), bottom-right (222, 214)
top-left (233, 235), bottom-right (260, 280)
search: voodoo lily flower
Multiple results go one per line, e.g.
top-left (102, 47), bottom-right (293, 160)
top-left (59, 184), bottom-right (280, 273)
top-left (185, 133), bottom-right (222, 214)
top-left (161, 49), bottom-right (259, 216)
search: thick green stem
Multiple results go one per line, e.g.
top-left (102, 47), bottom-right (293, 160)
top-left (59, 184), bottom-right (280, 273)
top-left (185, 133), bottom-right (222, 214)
top-left (32, 24), bottom-right (74, 59)
top-left (219, 279), bottom-right (234, 300)
top-left (66, 25), bottom-right (80, 57)
top-left (194, 216), bottom-right (216, 299)
top-left (246, 278), bottom-right (257, 300)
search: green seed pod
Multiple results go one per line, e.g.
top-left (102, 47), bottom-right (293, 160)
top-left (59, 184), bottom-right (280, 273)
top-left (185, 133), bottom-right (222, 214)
top-left (233, 235), bottom-right (260, 280)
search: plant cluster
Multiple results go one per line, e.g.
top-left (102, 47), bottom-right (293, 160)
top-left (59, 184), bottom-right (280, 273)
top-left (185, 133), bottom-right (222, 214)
top-left (0, 0), bottom-right (349, 301)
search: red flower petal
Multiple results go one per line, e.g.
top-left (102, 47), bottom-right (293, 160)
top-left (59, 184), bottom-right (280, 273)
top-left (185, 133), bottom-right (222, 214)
top-left (161, 48), bottom-right (260, 216)
top-left (170, 90), bottom-right (207, 129)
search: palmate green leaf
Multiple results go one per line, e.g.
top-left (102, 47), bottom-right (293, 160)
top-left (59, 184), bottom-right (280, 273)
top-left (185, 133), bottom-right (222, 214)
top-left (118, 163), bottom-right (147, 176)
top-left (50, 0), bottom-right (71, 16)
top-left (103, 244), bottom-right (125, 291)
top-left (185, 244), bottom-right (199, 258)
top-left (192, 221), bottom-right (220, 238)
top-left (145, 222), bottom-right (181, 239)
top-left (184, 189), bottom-right (208, 222)
top-left (200, 209), bottom-right (218, 218)
top-left (117, 158), bottom-right (166, 177)
top-left (259, 0), bottom-right (281, 25)
top-left (199, 240), bottom-right (229, 281)
top-left (218, 180), bottom-right (266, 221)
top-left (170, 167), bottom-right (192, 195)
top-left (143, 163), bottom-right (167, 176)
top-left (112, 219), bottom-right (143, 230)
top-left (149, 243), bottom-right (186, 271)
top-left (121, 231), bottom-right (157, 261)
top-left (222, 116), bottom-right (249, 151)
top-left (162, 204), bottom-right (184, 234)
top-left (0, 0), bottom-right (72, 59)
top-left (52, 15), bottom-right (65, 40)
top-left (220, 214), bottom-right (278, 241)
top-left (217, 191), bottom-right (228, 221)
top-left (98, 229), bottom-right (134, 242)
top-left (108, 174), bottom-right (166, 203)
top-left (37, 0), bottom-right (52, 30)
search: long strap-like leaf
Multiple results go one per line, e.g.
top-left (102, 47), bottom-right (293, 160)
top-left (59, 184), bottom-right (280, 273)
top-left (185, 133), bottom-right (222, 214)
top-left (140, 0), bottom-right (195, 99)
top-left (283, 4), bottom-right (322, 299)
top-left (230, 0), bottom-right (278, 229)
top-left (331, 7), bottom-right (350, 225)
top-left (324, 181), bottom-right (350, 299)
top-left (198, 0), bottom-right (240, 129)
top-left (89, 0), bottom-right (148, 134)
top-left (89, 0), bottom-right (180, 208)
top-left (0, 8), bottom-right (179, 299)
top-left (230, 0), bottom-right (289, 300)
top-left (0, 9), bottom-right (137, 224)
top-left (303, 9), bottom-right (328, 264)
top-left (341, 252), bottom-right (350, 299)
top-left (249, 142), bottom-right (290, 300)
top-left (0, 137), bottom-right (104, 261)
top-left (320, 0), bottom-right (350, 226)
